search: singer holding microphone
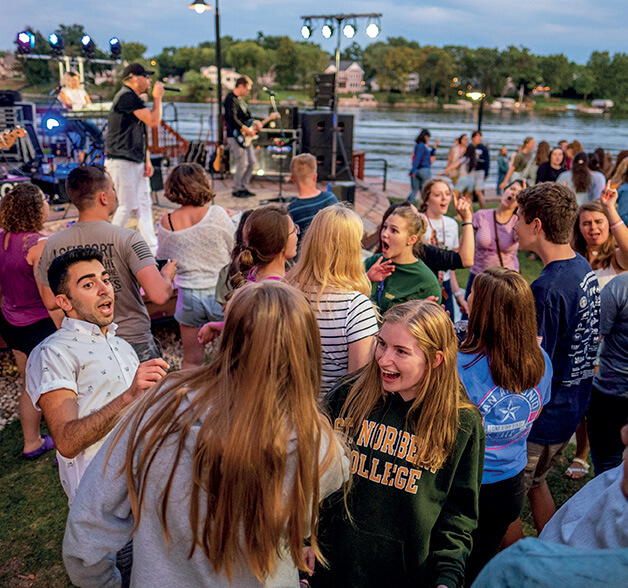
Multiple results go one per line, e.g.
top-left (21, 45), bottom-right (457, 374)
top-left (105, 63), bottom-right (164, 253)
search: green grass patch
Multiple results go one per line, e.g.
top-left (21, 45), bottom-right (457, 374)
top-left (0, 421), bottom-right (72, 587)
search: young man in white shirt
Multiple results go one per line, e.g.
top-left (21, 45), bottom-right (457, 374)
top-left (27, 247), bottom-right (168, 504)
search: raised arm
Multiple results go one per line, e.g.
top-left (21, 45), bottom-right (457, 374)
top-left (132, 82), bottom-right (164, 128)
top-left (37, 359), bottom-right (168, 459)
top-left (601, 182), bottom-right (628, 270)
top-left (453, 193), bottom-right (474, 267)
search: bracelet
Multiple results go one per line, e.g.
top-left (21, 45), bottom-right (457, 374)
top-left (610, 220), bottom-right (625, 230)
top-left (461, 222), bottom-right (473, 227)
top-left (454, 289), bottom-right (465, 298)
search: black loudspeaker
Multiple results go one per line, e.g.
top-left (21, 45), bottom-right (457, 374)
top-left (314, 73), bottom-right (335, 110)
top-left (298, 111), bottom-right (354, 181)
top-left (0, 91), bottom-right (21, 107)
top-left (329, 181), bottom-right (356, 206)
top-left (267, 106), bottom-right (298, 130)
top-left (254, 129), bottom-right (298, 176)
top-left (149, 154), bottom-right (163, 192)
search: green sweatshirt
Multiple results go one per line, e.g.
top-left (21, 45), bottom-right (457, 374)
top-left (313, 382), bottom-right (485, 588)
top-left (365, 253), bottom-right (442, 314)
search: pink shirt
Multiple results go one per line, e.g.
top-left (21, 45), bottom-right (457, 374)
top-left (0, 231), bottom-right (50, 326)
top-left (470, 209), bottom-right (519, 275)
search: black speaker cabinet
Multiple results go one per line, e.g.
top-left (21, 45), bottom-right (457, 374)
top-left (254, 129), bottom-right (298, 177)
top-left (149, 154), bottom-right (164, 192)
top-left (267, 105), bottom-right (298, 130)
top-left (329, 181), bottom-right (356, 206)
top-left (314, 73), bottom-right (335, 110)
top-left (298, 111), bottom-right (354, 181)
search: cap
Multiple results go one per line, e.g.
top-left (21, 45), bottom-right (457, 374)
top-left (122, 63), bottom-right (154, 78)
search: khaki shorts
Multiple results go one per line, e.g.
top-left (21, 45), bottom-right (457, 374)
top-left (523, 440), bottom-right (570, 493)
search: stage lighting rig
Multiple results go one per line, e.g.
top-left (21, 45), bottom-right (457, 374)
top-left (301, 19), bottom-right (313, 39)
top-left (16, 31), bottom-right (36, 54)
top-left (48, 33), bottom-right (64, 57)
top-left (109, 37), bottom-right (122, 59)
top-left (81, 35), bottom-right (95, 59)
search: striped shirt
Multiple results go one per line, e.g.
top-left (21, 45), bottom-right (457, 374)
top-left (309, 291), bottom-right (379, 394)
top-left (288, 191), bottom-right (339, 243)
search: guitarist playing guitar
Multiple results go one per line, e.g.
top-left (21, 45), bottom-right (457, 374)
top-left (224, 75), bottom-right (278, 198)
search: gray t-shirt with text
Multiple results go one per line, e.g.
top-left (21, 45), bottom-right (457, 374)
top-left (36, 221), bottom-right (156, 347)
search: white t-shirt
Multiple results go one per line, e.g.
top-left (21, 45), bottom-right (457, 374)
top-left (26, 317), bottom-right (139, 504)
top-left (309, 291), bottom-right (379, 394)
top-left (421, 214), bottom-right (459, 282)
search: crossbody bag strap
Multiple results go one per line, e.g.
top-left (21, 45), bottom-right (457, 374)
top-left (493, 210), bottom-right (505, 267)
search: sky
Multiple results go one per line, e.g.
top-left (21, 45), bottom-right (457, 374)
top-left (2, 0), bottom-right (626, 64)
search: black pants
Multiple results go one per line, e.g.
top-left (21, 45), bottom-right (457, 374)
top-left (465, 470), bottom-right (525, 586)
top-left (587, 385), bottom-right (628, 476)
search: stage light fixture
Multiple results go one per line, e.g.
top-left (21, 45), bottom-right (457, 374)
top-left (321, 22), bottom-right (334, 39)
top-left (42, 112), bottom-right (66, 133)
top-left (301, 20), bottom-right (313, 39)
top-left (342, 21), bottom-right (356, 39)
top-left (188, 0), bottom-right (210, 14)
top-left (17, 31), bottom-right (36, 54)
top-left (81, 34), bottom-right (95, 58)
top-left (48, 33), bottom-right (64, 56)
top-left (109, 37), bottom-right (121, 59)
top-left (366, 21), bottom-right (380, 38)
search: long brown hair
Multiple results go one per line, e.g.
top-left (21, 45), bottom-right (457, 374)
top-left (534, 141), bottom-right (550, 165)
top-left (233, 205), bottom-right (291, 287)
top-left (286, 205), bottom-right (371, 306)
top-left (572, 152), bottom-right (591, 193)
top-left (108, 282), bottom-right (342, 581)
top-left (340, 300), bottom-right (474, 471)
top-left (460, 267), bottom-right (544, 392)
top-left (573, 201), bottom-right (616, 270)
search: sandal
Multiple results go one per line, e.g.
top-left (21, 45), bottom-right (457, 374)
top-left (22, 435), bottom-right (55, 459)
top-left (565, 457), bottom-right (590, 479)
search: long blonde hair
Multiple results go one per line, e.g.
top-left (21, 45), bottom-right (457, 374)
top-left (108, 282), bottom-right (341, 581)
top-left (286, 205), bottom-right (371, 306)
top-left (340, 300), bottom-right (474, 471)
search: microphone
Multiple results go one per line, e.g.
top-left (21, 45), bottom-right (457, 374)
top-left (163, 86), bottom-right (181, 92)
top-left (49, 86), bottom-right (61, 96)
top-left (263, 86), bottom-right (276, 96)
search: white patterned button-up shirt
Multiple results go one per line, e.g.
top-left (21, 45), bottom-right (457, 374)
top-left (26, 317), bottom-right (139, 504)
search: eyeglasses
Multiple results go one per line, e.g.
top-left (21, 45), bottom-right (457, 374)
top-left (290, 225), bottom-right (300, 236)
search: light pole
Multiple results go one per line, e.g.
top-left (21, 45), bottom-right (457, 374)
top-left (189, 0), bottom-right (222, 143)
top-left (301, 13), bottom-right (381, 179)
top-left (466, 91), bottom-right (485, 133)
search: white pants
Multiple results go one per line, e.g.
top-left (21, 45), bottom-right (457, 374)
top-left (106, 158), bottom-right (158, 254)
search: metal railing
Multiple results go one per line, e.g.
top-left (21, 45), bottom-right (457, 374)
top-left (363, 157), bottom-right (388, 192)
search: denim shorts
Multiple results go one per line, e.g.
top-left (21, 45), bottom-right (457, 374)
top-left (455, 174), bottom-right (475, 193)
top-left (175, 287), bottom-right (224, 327)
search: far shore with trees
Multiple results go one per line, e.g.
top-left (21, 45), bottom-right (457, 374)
top-left (4, 24), bottom-right (628, 112)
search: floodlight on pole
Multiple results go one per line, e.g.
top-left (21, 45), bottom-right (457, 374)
top-left (109, 37), bottom-right (121, 59)
top-left (342, 20), bottom-right (356, 39)
top-left (17, 31), bottom-right (36, 54)
top-left (49, 33), bottom-right (64, 56)
top-left (466, 91), bottom-right (486, 132)
top-left (301, 19), bottom-right (313, 39)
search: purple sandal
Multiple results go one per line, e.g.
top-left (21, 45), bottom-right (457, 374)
top-left (22, 435), bottom-right (55, 459)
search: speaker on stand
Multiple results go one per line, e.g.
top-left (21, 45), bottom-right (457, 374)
top-left (298, 111), bottom-right (354, 181)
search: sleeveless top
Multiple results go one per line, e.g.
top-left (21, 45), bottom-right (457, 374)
top-left (63, 87), bottom-right (89, 109)
top-left (0, 231), bottom-right (50, 326)
top-left (594, 264), bottom-right (619, 291)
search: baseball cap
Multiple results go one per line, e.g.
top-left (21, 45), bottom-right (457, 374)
top-left (123, 63), bottom-right (154, 78)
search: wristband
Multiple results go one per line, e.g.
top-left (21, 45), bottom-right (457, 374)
top-left (610, 220), bottom-right (625, 230)
top-left (454, 289), bottom-right (465, 298)
top-left (461, 222), bottom-right (473, 227)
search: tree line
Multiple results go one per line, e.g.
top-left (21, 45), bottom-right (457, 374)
top-left (12, 25), bottom-right (628, 106)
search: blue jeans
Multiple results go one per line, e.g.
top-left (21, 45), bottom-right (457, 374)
top-left (407, 167), bottom-right (431, 204)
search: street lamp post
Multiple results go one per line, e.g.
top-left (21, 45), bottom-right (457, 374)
top-left (466, 91), bottom-right (485, 133)
top-left (189, 0), bottom-right (222, 143)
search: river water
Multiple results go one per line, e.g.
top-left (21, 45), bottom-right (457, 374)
top-left (163, 102), bottom-right (628, 184)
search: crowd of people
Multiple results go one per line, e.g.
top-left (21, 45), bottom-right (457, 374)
top-left (1, 72), bottom-right (628, 586)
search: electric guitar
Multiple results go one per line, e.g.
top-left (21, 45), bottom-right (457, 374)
top-left (0, 127), bottom-right (27, 150)
top-left (232, 112), bottom-right (281, 148)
